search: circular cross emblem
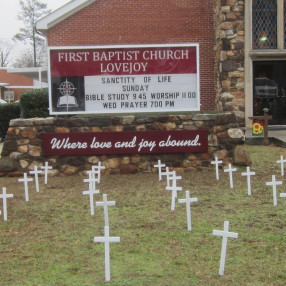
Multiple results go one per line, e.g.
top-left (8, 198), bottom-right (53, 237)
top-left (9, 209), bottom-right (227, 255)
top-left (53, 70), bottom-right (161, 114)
top-left (58, 79), bottom-right (77, 96)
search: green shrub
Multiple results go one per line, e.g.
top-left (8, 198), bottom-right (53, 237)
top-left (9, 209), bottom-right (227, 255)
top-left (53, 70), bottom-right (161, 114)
top-left (0, 102), bottom-right (20, 140)
top-left (20, 88), bottom-right (49, 118)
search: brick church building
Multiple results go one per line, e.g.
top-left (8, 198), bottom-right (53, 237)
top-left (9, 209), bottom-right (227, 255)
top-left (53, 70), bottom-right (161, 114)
top-left (36, 1), bottom-right (243, 118)
top-left (36, 0), bottom-right (286, 128)
top-left (6, 0), bottom-right (283, 175)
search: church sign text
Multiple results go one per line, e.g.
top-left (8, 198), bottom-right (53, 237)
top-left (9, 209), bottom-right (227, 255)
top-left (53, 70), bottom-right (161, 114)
top-left (48, 44), bottom-right (200, 114)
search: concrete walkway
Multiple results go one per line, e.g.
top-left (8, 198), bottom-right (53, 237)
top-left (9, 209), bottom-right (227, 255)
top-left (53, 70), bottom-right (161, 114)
top-left (245, 127), bottom-right (286, 147)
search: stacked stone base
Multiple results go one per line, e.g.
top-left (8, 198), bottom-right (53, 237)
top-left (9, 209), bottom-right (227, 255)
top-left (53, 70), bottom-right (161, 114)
top-left (0, 112), bottom-right (250, 177)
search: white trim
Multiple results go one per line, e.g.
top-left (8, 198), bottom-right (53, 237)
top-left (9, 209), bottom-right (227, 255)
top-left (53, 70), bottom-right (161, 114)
top-left (5, 86), bottom-right (44, 89)
top-left (36, 0), bottom-right (96, 35)
top-left (245, 0), bottom-right (286, 127)
top-left (48, 43), bottom-right (199, 50)
top-left (245, 0), bottom-right (252, 128)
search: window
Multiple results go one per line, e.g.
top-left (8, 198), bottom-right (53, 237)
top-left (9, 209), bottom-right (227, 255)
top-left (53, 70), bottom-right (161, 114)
top-left (4, 91), bottom-right (14, 102)
top-left (252, 0), bottom-right (277, 49)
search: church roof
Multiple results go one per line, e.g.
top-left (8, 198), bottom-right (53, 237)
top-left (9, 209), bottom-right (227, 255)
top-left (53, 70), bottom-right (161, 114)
top-left (36, 0), bottom-right (96, 36)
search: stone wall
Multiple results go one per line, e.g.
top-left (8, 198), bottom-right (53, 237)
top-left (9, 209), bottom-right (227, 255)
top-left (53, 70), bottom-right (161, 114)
top-left (0, 113), bottom-right (250, 177)
top-left (214, 0), bottom-right (245, 115)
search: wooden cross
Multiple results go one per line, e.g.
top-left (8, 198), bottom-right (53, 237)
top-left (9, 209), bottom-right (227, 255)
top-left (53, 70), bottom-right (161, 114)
top-left (213, 221), bottom-right (238, 276)
top-left (178, 190), bottom-right (198, 231)
top-left (276, 155), bottom-right (286, 176)
top-left (266, 175), bottom-right (282, 206)
top-left (241, 166), bottom-right (256, 196)
top-left (41, 162), bottom-right (52, 184)
top-left (82, 180), bottom-right (100, 216)
top-left (224, 164), bottom-right (237, 189)
top-left (94, 226), bottom-right (120, 282)
top-left (18, 172), bottom-right (33, 202)
top-left (154, 160), bottom-right (166, 181)
top-left (249, 108), bottom-right (272, 145)
top-left (96, 194), bottom-right (116, 226)
top-left (29, 166), bottom-right (43, 192)
top-left (211, 156), bottom-right (223, 180)
top-left (0, 187), bottom-right (14, 221)
top-left (166, 172), bottom-right (182, 211)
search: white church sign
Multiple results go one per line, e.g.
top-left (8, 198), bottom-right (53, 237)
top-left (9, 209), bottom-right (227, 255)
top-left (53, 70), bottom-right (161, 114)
top-left (48, 44), bottom-right (200, 114)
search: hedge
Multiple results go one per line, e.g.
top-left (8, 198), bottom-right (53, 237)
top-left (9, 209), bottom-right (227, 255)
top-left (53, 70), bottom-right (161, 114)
top-left (0, 102), bottom-right (21, 140)
top-left (20, 88), bottom-right (49, 118)
top-left (0, 88), bottom-right (49, 141)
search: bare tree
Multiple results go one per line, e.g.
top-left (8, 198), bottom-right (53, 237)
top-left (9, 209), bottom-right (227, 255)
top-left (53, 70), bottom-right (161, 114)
top-left (0, 40), bottom-right (14, 67)
top-left (13, 42), bottom-right (47, 68)
top-left (13, 0), bottom-right (50, 67)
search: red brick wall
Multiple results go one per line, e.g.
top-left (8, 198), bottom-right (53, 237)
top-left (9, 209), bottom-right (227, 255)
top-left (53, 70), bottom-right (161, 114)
top-left (48, 0), bottom-right (214, 110)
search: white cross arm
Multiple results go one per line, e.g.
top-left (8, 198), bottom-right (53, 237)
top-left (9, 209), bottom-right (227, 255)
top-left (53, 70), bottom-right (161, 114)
top-left (94, 236), bottom-right (120, 243)
top-left (84, 178), bottom-right (98, 183)
top-left (166, 186), bottom-right (182, 191)
top-left (0, 193), bottom-right (14, 199)
top-left (212, 230), bottom-right (238, 239)
top-left (83, 189), bottom-right (99, 195)
top-left (211, 158), bottom-right (222, 164)
top-left (18, 177), bottom-right (33, 183)
top-left (266, 181), bottom-right (282, 186)
top-left (241, 170), bottom-right (256, 176)
top-left (30, 169), bottom-right (43, 175)
top-left (92, 163), bottom-right (105, 170)
top-left (178, 197), bottom-right (198, 204)
top-left (96, 201), bottom-right (116, 207)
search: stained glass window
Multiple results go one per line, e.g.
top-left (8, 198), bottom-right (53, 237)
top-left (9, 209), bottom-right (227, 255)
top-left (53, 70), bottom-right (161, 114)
top-left (252, 0), bottom-right (277, 49)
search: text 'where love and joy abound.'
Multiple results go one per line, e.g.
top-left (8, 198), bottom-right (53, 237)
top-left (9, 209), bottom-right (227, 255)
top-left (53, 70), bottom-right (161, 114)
top-left (43, 130), bottom-right (208, 156)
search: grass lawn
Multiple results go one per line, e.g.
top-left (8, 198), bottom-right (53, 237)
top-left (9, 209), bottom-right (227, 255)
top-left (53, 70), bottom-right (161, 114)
top-left (0, 145), bottom-right (286, 285)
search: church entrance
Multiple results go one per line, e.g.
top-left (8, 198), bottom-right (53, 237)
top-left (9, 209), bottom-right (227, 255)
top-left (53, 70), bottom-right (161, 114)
top-left (253, 61), bottom-right (286, 125)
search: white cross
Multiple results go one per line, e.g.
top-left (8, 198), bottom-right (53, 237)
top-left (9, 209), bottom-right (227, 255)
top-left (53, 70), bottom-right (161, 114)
top-left (212, 221), bottom-right (238, 276)
top-left (86, 170), bottom-right (99, 190)
top-left (92, 162), bottom-right (105, 183)
top-left (241, 166), bottom-right (256, 196)
top-left (94, 226), bottom-right (120, 282)
top-left (178, 190), bottom-right (198, 231)
top-left (82, 182), bottom-right (100, 216)
top-left (280, 192), bottom-right (286, 199)
top-left (162, 167), bottom-right (174, 187)
top-left (0, 187), bottom-right (14, 221)
top-left (154, 160), bottom-right (166, 181)
top-left (18, 173), bottom-right (33, 202)
top-left (41, 162), bottom-right (53, 184)
top-left (96, 194), bottom-right (116, 226)
top-left (211, 156), bottom-right (223, 180)
top-left (266, 175), bottom-right (282, 206)
top-left (29, 166), bottom-right (43, 192)
top-left (166, 172), bottom-right (182, 211)
top-left (224, 164), bottom-right (237, 189)
top-left (276, 155), bottom-right (286, 176)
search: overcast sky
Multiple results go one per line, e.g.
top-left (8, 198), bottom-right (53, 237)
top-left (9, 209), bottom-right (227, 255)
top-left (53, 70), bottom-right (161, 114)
top-left (0, 0), bottom-right (70, 40)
